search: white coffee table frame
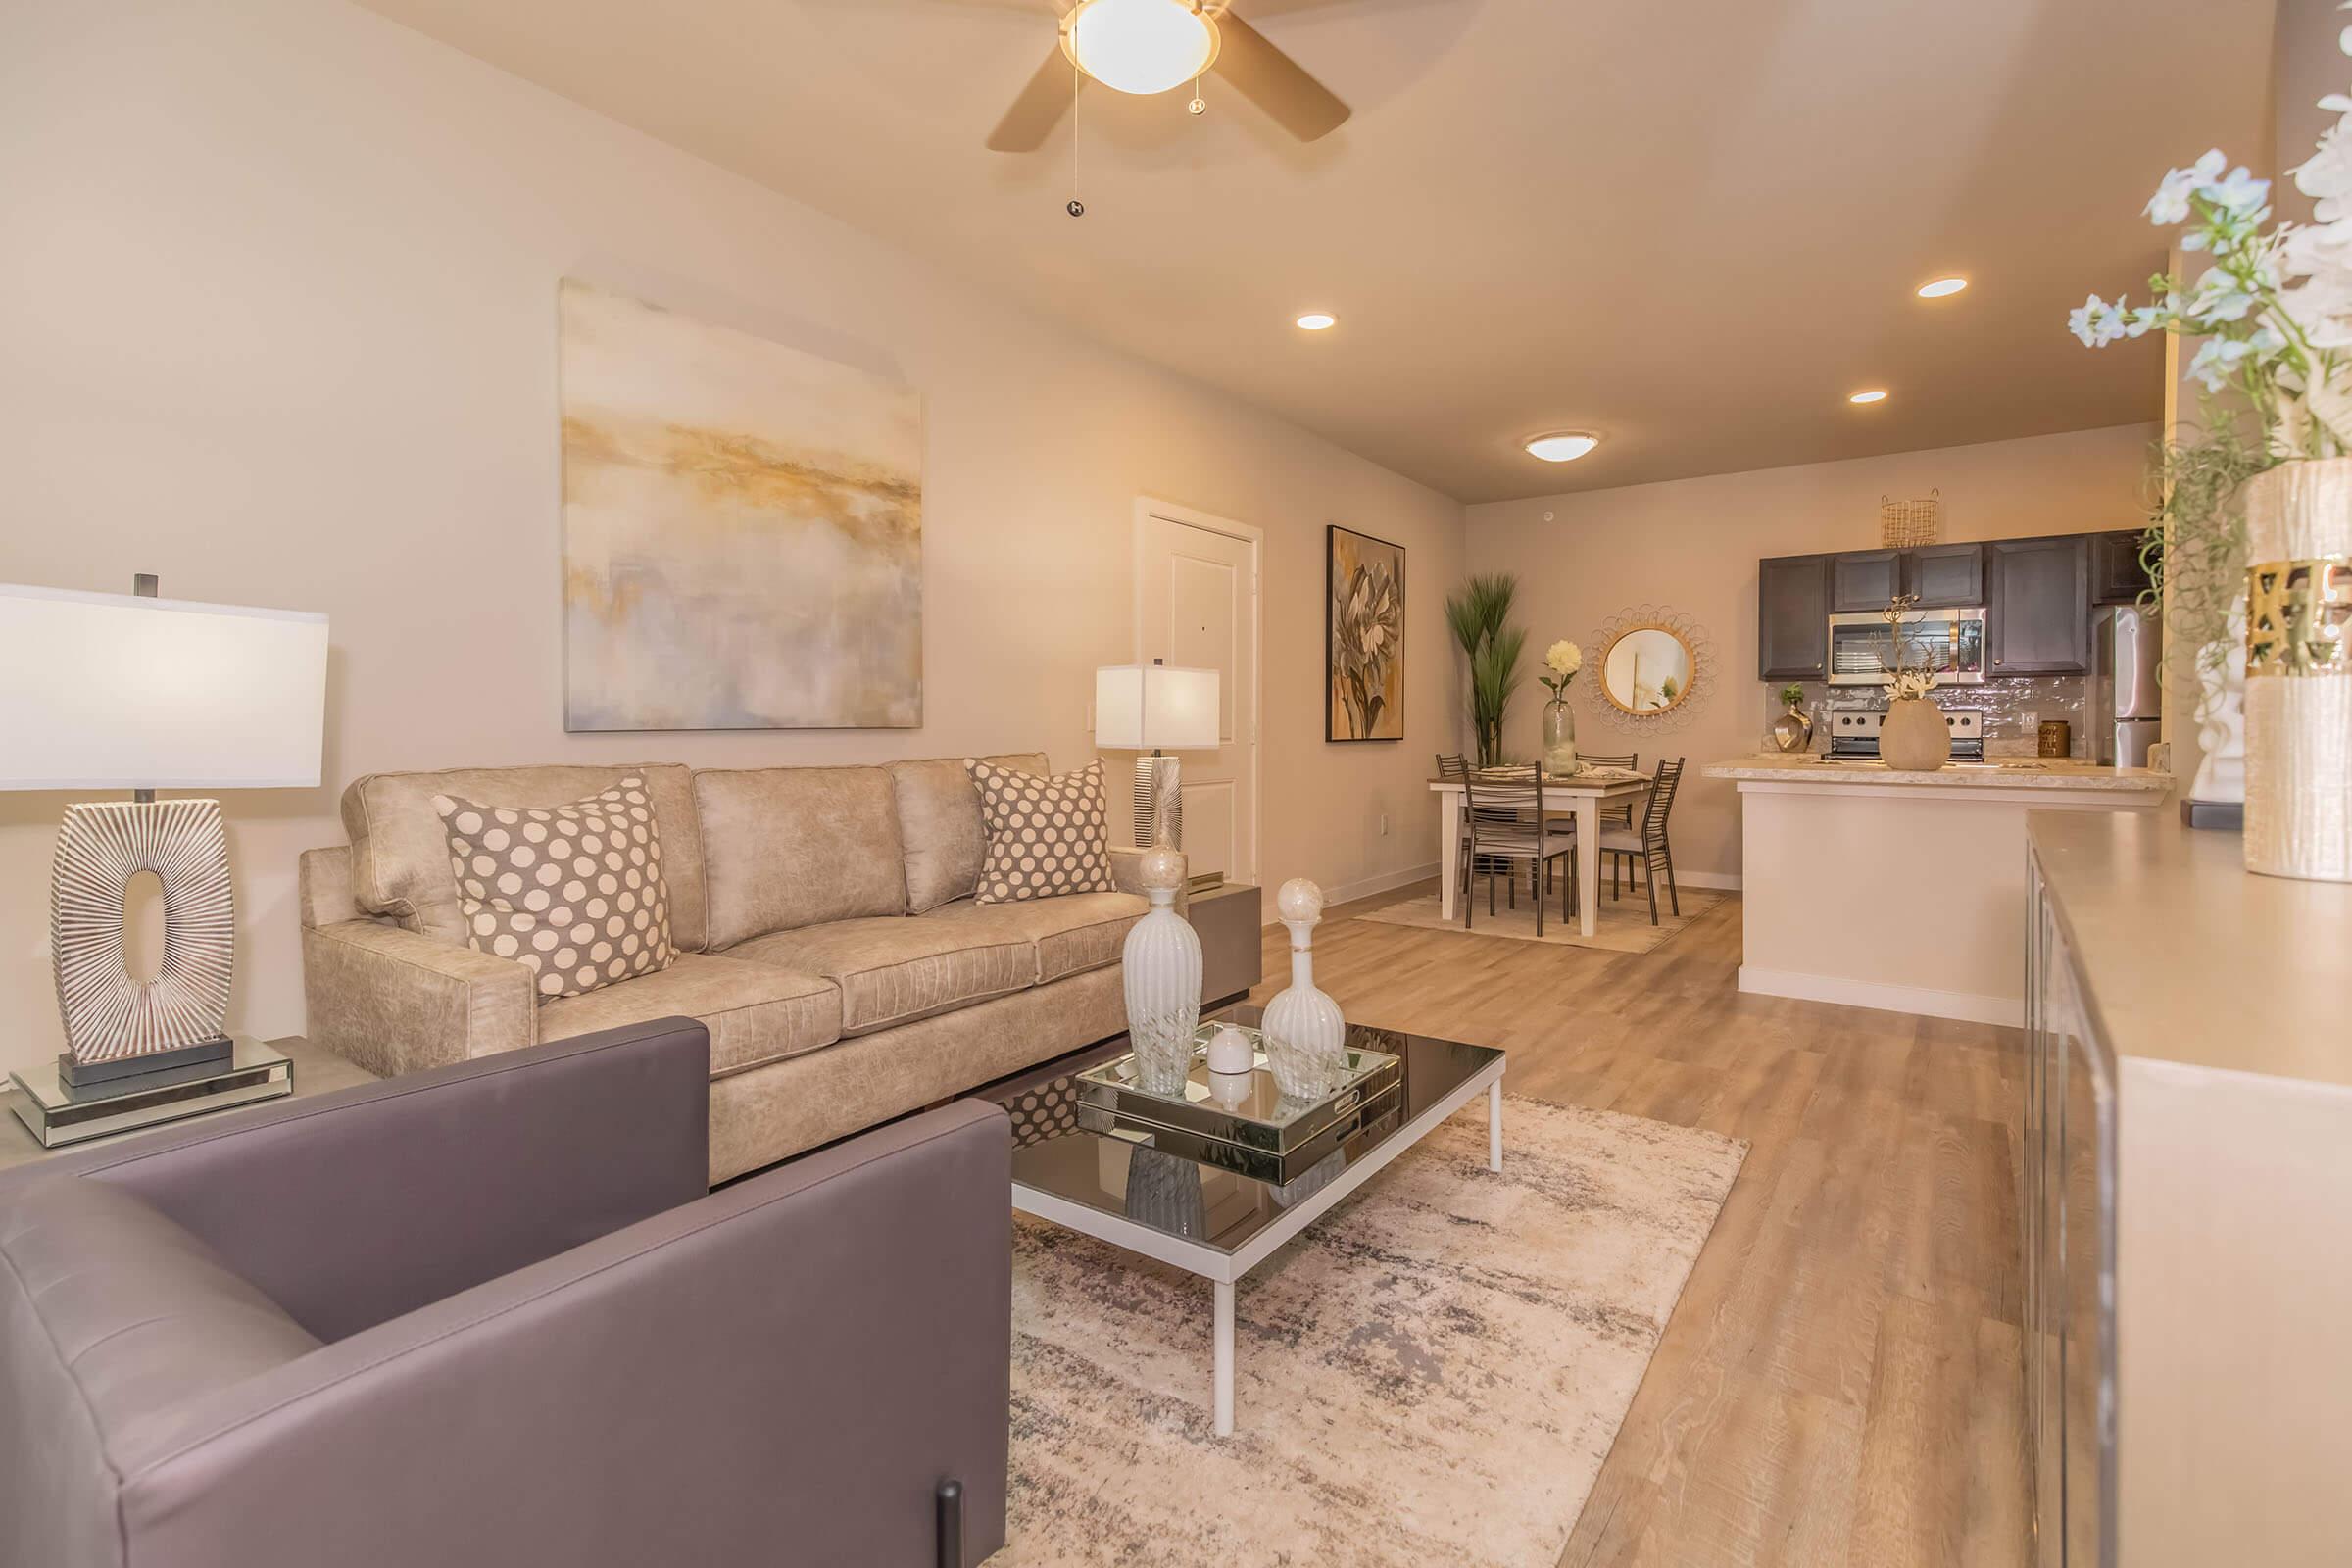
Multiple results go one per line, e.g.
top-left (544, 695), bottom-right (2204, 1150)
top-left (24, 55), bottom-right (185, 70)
top-left (1011, 1055), bottom-right (1505, 1438)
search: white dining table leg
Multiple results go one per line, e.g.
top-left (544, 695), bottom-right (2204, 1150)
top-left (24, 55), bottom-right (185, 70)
top-left (1438, 789), bottom-right (1463, 922)
top-left (1576, 795), bottom-right (1601, 938)
top-left (1489, 1079), bottom-right (1504, 1172)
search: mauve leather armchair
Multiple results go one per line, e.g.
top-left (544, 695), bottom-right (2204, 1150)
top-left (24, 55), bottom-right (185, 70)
top-left (0, 1018), bottom-right (1012, 1568)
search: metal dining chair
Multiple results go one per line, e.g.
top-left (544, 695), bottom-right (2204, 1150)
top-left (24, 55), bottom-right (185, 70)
top-left (1538, 752), bottom-right (1637, 896)
top-left (1599, 757), bottom-right (1685, 925)
top-left (1459, 762), bottom-right (1575, 932)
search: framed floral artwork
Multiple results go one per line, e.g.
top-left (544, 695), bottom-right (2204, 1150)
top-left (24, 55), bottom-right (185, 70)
top-left (1327, 524), bottom-right (1405, 741)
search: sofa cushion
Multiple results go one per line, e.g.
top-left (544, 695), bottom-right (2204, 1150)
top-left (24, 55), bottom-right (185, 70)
top-left (886, 752), bottom-right (1049, 914)
top-left (434, 775), bottom-right (677, 1001)
top-left (0, 1176), bottom-right (321, 1461)
top-left (695, 766), bottom-right (906, 949)
top-left (966, 759), bottom-right (1117, 905)
top-left (342, 764), bottom-right (708, 952)
top-left (922, 891), bottom-right (1149, 983)
top-left (730, 917), bottom-right (1035, 1036)
top-left (534, 954), bottom-right (841, 1077)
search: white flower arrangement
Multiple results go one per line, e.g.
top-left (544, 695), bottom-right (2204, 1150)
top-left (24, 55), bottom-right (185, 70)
top-left (1886, 666), bottom-right (1942, 703)
top-left (2068, 15), bottom-right (2352, 459)
top-left (1539, 639), bottom-right (1582, 699)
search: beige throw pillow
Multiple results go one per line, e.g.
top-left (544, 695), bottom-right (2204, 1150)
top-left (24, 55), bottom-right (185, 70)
top-left (433, 774), bottom-right (676, 1001)
top-left (965, 758), bottom-right (1116, 904)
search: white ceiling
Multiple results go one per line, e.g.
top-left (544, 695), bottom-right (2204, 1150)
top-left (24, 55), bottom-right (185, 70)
top-left (359, 0), bottom-right (2278, 502)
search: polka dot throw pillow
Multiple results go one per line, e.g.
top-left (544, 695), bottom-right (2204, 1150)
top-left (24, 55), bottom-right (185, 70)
top-left (432, 774), bottom-right (676, 1001)
top-left (965, 758), bottom-right (1116, 905)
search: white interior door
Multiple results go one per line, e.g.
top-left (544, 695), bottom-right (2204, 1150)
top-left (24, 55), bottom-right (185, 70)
top-left (1134, 502), bottom-right (1259, 886)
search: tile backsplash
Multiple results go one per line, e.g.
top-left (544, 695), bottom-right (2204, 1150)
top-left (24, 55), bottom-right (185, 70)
top-left (1770, 676), bottom-right (2089, 758)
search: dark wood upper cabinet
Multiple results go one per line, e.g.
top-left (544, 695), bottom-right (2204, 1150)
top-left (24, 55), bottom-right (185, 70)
top-left (1829, 549), bottom-right (1903, 612)
top-left (1988, 535), bottom-right (2090, 674)
top-left (1758, 554), bottom-right (1830, 680)
top-left (1905, 543), bottom-right (1984, 608)
top-left (2091, 528), bottom-right (2153, 606)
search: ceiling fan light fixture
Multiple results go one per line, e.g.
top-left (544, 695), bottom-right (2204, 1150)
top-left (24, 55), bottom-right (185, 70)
top-left (1524, 431), bottom-right (1600, 463)
top-left (1062, 0), bottom-right (1220, 97)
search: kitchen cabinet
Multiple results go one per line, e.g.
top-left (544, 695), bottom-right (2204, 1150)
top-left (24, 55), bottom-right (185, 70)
top-left (1989, 536), bottom-right (2089, 674)
top-left (1828, 549), bottom-right (1902, 612)
top-left (2023, 858), bottom-right (2114, 1567)
top-left (1756, 554), bottom-right (1829, 680)
top-left (1905, 543), bottom-right (1984, 607)
top-left (2090, 530), bottom-right (2152, 607)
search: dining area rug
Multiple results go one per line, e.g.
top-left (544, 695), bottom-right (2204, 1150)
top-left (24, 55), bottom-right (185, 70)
top-left (1353, 882), bottom-right (1724, 954)
top-left (997, 1096), bottom-right (1747, 1567)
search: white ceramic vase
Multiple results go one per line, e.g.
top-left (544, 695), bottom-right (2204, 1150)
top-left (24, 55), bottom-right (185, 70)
top-left (1120, 848), bottom-right (1201, 1094)
top-left (1260, 878), bottom-right (1347, 1102)
top-left (2241, 460), bottom-right (2352, 881)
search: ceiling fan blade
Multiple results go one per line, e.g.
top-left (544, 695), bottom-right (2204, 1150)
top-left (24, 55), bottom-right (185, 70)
top-left (1209, 11), bottom-right (1350, 141)
top-left (987, 45), bottom-right (1074, 151)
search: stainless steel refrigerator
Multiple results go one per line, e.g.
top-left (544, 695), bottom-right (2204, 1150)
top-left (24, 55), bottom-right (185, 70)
top-left (2089, 606), bottom-right (2162, 766)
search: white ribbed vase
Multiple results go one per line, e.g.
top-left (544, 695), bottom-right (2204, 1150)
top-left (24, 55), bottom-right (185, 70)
top-left (1261, 878), bottom-right (1346, 1102)
top-left (2242, 459), bottom-right (2352, 882)
top-left (1121, 881), bottom-right (1201, 1095)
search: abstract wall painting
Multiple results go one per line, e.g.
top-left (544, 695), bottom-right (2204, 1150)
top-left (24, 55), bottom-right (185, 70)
top-left (1327, 524), bottom-right (1405, 741)
top-left (559, 280), bottom-right (923, 731)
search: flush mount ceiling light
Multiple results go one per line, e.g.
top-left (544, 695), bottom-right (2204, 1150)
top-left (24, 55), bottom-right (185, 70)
top-left (1524, 431), bottom-right (1601, 463)
top-left (1061, 0), bottom-right (1220, 97)
top-left (1295, 312), bottom-right (1337, 330)
top-left (1848, 389), bottom-right (1889, 404)
top-left (1916, 277), bottom-right (1969, 299)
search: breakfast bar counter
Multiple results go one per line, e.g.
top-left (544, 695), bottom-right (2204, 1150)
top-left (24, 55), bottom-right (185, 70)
top-left (1703, 756), bottom-right (2170, 1024)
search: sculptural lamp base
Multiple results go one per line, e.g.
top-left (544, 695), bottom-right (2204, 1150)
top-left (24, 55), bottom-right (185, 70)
top-left (50, 798), bottom-right (238, 1096)
top-left (1132, 751), bottom-right (1183, 850)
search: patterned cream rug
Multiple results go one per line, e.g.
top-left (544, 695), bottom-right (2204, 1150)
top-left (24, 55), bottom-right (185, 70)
top-left (999, 1096), bottom-right (1747, 1567)
top-left (1352, 883), bottom-right (1724, 954)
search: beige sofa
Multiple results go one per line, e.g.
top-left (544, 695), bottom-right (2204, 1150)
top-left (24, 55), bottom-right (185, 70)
top-left (299, 755), bottom-right (1163, 1183)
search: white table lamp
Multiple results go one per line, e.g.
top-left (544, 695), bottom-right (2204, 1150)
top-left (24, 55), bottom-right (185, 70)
top-left (1095, 661), bottom-right (1219, 849)
top-left (0, 577), bottom-right (327, 1090)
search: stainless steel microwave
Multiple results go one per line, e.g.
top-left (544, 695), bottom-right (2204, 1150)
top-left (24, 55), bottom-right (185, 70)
top-left (1826, 607), bottom-right (1987, 686)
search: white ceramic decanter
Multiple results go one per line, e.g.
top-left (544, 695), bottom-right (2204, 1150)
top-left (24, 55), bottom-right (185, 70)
top-left (1260, 877), bottom-right (1347, 1102)
top-left (1120, 847), bottom-right (1201, 1096)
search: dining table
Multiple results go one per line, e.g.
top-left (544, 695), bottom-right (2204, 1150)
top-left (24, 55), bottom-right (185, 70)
top-left (1428, 767), bottom-right (1653, 938)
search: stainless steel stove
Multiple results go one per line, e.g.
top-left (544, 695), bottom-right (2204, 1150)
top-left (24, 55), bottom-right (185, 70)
top-left (1826, 707), bottom-right (1984, 761)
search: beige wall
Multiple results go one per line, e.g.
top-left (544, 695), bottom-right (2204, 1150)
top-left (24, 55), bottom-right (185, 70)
top-left (0, 0), bottom-right (1462, 1075)
top-left (1463, 424), bottom-right (2157, 882)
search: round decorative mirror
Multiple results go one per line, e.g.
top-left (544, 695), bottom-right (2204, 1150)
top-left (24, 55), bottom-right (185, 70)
top-left (1600, 626), bottom-right (1695, 715)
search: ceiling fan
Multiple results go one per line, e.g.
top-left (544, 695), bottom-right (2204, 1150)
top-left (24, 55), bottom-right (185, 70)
top-left (986, 0), bottom-right (1351, 152)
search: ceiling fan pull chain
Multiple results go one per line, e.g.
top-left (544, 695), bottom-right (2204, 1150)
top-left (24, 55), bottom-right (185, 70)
top-left (1189, 73), bottom-right (1206, 117)
top-left (1066, 59), bottom-right (1086, 217)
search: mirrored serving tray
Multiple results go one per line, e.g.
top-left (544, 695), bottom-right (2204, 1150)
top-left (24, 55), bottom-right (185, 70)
top-left (1075, 1025), bottom-right (1401, 1154)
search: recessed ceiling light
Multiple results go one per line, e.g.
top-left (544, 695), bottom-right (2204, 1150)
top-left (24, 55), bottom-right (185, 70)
top-left (1916, 277), bottom-right (1969, 299)
top-left (1295, 312), bottom-right (1337, 331)
top-left (1061, 0), bottom-right (1220, 97)
top-left (1524, 431), bottom-right (1601, 463)
top-left (1847, 389), bottom-right (1889, 405)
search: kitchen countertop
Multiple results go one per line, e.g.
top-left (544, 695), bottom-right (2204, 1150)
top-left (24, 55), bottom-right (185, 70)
top-left (2031, 810), bottom-right (2352, 1089)
top-left (1704, 756), bottom-right (2172, 792)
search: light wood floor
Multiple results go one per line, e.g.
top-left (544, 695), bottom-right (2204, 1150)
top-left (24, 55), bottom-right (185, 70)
top-left (1249, 882), bottom-right (2027, 1568)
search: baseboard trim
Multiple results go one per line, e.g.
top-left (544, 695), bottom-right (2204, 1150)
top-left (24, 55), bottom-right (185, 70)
top-left (1737, 965), bottom-right (2022, 1027)
top-left (1672, 869), bottom-right (1742, 892)
top-left (1305, 861), bottom-right (1442, 920)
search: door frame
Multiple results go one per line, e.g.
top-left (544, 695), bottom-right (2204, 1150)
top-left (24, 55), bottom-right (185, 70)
top-left (1132, 496), bottom-right (1263, 887)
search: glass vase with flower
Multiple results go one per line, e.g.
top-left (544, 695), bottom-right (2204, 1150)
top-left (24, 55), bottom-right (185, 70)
top-left (1538, 640), bottom-right (1583, 774)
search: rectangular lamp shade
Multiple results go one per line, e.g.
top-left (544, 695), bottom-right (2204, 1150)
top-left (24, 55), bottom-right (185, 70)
top-left (1095, 663), bottom-right (1220, 751)
top-left (0, 582), bottom-right (329, 791)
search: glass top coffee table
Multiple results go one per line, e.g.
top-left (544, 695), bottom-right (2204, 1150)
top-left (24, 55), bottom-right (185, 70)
top-left (1000, 1005), bottom-right (1505, 1437)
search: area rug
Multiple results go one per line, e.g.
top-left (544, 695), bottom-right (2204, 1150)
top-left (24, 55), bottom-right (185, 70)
top-left (1351, 883), bottom-right (1723, 954)
top-left (998, 1096), bottom-right (1747, 1567)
